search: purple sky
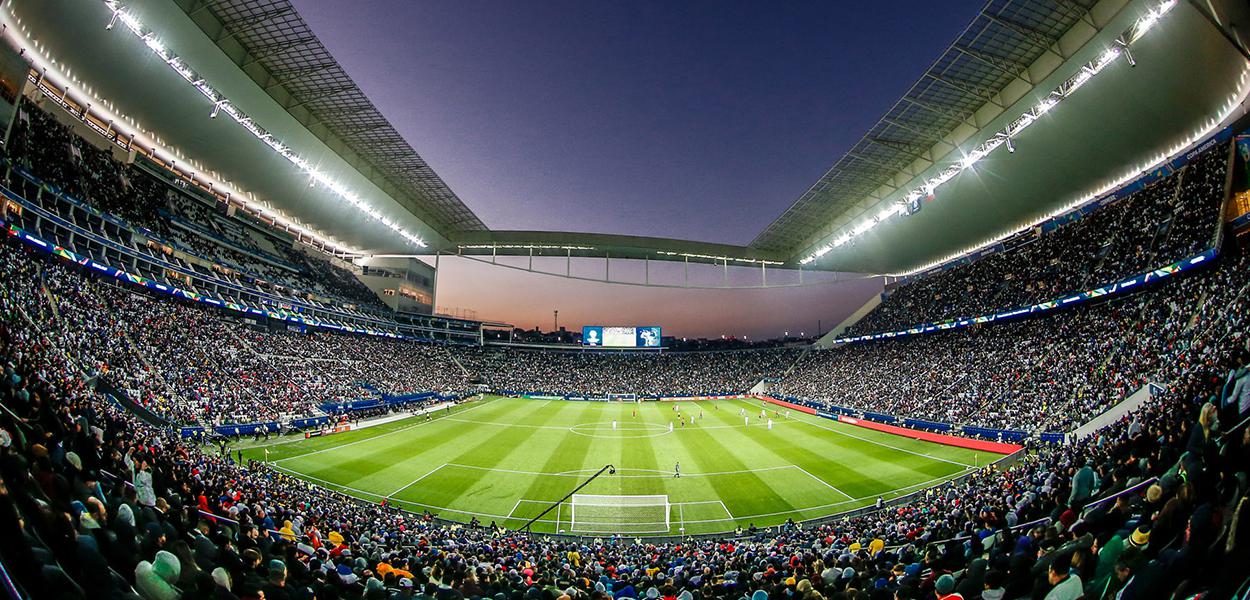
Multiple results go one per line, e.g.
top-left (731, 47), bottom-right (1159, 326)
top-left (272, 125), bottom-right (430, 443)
top-left (293, 1), bottom-right (979, 336)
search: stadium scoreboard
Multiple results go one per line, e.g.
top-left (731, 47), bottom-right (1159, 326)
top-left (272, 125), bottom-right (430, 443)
top-left (582, 326), bottom-right (662, 347)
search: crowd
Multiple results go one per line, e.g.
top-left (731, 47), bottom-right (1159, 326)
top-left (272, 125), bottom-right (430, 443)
top-left (464, 347), bottom-right (799, 399)
top-left (2, 235), bottom-right (1249, 600)
top-left (0, 238), bottom-right (802, 425)
top-left (774, 247), bottom-right (1250, 432)
top-left (5, 98), bottom-right (387, 312)
top-left (0, 242), bottom-right (473, 425)
top-left (7, 223), bottom-right (1246, 434)
top-left (2, 91), bottom-right (1250, 600)
top-left (847, 142), bottom-right (1230, 336)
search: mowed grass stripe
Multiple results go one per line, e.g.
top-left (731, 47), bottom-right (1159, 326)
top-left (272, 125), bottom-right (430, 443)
top-left (510, 401), bottom-right (603, 530)
top-left (257, 397), bottom-right (1008, 535)
top-left (675, 414), bottom-right (800, 524)
top-left (258, 397), bottom-right (498, 463)
top-left (394, 399), bottom-right (563, 517)
top-left (723, 397), bottom-right (985, 473)
top-left (759, 411), bottom-right (965, 498)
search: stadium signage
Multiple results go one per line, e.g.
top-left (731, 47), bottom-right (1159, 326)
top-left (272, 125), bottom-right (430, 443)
top-left (831, 248), bottom-right (1217, 347)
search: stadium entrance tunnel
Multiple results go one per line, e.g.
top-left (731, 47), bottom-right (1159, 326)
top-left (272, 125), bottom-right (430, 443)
top-left (567, 421), bottom-right (672, 438)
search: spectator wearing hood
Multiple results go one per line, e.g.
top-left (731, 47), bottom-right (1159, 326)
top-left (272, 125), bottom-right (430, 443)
top-left (136, 549), bottom-right (183, 600)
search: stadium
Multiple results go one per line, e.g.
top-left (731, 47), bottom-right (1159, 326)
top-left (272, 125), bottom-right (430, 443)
top-left (0, 0), bottom-right (1248, 599)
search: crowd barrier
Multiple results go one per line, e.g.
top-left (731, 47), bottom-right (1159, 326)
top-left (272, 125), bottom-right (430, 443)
top-left (179, 421), bottom-right (280, 438)
top-left (767, 394), bottom-right (1054, 445)
top-left (319, 390), bottom-right (452, 414)
top-left (761, 396), bottom-right (1026, 453)
top-left (175, 391), bottom-right (463, 437)
top-left (837, 416), bottom-right (1024, 454)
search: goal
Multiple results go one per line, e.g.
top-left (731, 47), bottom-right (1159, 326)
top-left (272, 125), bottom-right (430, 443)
top-left (568, 494), bottom-right (670, 534)
top-left (607, 393), bottom-right (638, 402)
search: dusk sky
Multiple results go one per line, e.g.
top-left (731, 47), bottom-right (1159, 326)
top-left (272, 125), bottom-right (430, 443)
top-left (292, 1), bottom-right (980, 337)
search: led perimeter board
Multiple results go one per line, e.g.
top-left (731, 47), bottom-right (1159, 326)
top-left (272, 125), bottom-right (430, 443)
top-left (582, 326), bottom-right (662, 347)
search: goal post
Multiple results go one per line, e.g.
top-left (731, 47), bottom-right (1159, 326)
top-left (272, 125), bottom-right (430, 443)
top-left (607, 393), bottom-right (638, 402)
top-left (569, 494), bottom-right (670, 534)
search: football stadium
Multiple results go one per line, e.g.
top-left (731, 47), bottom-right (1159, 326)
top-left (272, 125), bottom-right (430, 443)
top-left (1, 0), bottom-right (1249, 599)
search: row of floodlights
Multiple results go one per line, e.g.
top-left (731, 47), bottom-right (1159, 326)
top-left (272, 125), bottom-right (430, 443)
top-left (800, 0), bottom-right (1177, 265)
top-left (102, 0), bottom-right (427, 252)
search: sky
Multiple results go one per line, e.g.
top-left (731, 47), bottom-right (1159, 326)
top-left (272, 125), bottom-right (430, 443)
top-left (292, 1), bottom-right (980, 337)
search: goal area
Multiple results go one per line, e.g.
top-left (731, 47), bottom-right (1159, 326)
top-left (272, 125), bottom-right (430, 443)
top-left (567, 494), bottom-right (670, 534)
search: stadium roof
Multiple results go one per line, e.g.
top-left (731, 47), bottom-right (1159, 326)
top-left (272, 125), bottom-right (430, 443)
top-left (176, 0), bottom-right (487, 235)
top-left (750, 0), bottom-right (1100, 254)
top-left (4, 0), bottom-right (1248, 273)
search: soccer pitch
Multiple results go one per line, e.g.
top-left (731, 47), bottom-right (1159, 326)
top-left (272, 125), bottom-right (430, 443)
top-left (245, 396), bottom-right (1005, 536)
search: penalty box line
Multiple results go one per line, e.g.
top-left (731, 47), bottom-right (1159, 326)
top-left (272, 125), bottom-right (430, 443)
top-left (446, 462), bottom-right (802, 479)
top-left (508, 497), bottom-right (734, 522)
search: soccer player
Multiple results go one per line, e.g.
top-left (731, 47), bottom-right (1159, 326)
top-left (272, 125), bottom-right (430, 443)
top-left (744, 416), bottom-right (749, 427)
top-left (612, 420), bottom-right (617, 430)
top-left (669, 421), bottom-right (674, 432)
top-left (767, 419), bottom-right (773, 430)
top-left (674, 461), bottom-right (680, 478)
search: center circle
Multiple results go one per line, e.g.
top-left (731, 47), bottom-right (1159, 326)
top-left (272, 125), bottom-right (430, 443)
top-left (568, 421), bottom-right (673, 438)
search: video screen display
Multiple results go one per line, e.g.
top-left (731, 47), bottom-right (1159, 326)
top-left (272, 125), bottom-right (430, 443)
top-left (582, 326), bottom-right (662, 347)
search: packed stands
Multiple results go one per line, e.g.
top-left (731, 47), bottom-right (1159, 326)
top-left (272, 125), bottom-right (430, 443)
top-left (774, 249), bottom-right (1246, 432)
top-left (466, 346), bottom-right (798, 398)
top-left (5, 99), bottom-right (388, 313)
top-left (1, 90), bottom-right (1248, 600)
top-left (846, 142), bottom-right (1231, 337)
top-left (1, 233), bottom-right (1248, 599)
top-left (0, 241), bottom-right (472, 425)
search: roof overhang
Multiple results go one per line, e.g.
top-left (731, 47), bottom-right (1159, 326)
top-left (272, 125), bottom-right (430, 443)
top-left (445, 230), bottom-right (787, 265)
top-left (759, 0), bottom-right (1250, 273)
top-left (4, 0), bottom-right (460, 253)
top-left (9, 0), bottom-right (1248, 273)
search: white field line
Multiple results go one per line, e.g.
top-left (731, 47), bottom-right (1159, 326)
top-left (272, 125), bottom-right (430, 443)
top-left (442, 416), bottom-right (795, 432)
top-left (792, 464), bottom-right (853, 499)
top-left (270, 462), bottom-right (974, 526)
top-left (388, 463), bottom-right (447, 497)
top-left (268, 463), bottom-right (529, 521)
top-left (241, 402), bottom-right (455, 450)
top-left (268, 397), bottom-right (980, 528)
top-left (273, 398), bottom-right (497, 463)
top-left (449, 462), bottom-right (796, 479)
top-left (726, 398), bottom-right (979, 469)
top-left (505, 499), bottom-right (524, 522)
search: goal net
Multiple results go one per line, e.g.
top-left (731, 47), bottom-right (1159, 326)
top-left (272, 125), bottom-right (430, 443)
top-left (607, 393), bottom-right (638, 402)
top-left (568, 494), bottom-right (670, 534)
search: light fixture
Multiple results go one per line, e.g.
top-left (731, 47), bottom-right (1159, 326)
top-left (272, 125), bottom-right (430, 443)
top-left (100, 0), bottom-right (429, 248)
top-left (798, 0), bottom-right (1178, 265)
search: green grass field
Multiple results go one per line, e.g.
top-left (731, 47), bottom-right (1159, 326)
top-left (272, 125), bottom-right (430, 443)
top-left (243, 396), bottom-right (1004, 536)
